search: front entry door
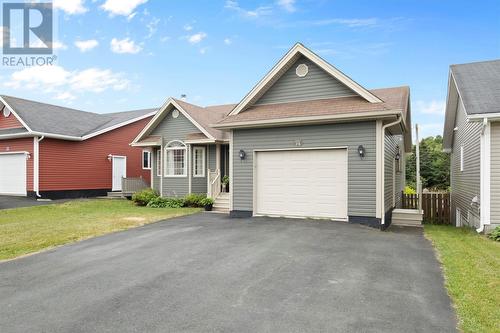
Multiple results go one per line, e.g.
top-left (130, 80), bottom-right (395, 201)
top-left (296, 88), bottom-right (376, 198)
top-left (112, 156), bottom-right (127, 191)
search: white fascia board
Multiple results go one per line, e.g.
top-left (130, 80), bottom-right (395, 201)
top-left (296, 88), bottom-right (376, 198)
top-left (0, 96), bottom-right (33, 132)
top-left (229, 43), bottom-right (382, 116)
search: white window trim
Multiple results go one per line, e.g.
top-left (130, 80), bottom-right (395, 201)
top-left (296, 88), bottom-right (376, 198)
top-left (156, 149), bottom-right (162, 177)
top-left (193, 146), bottom-right (206, 178)
top-left (142, 150), bottom-right (151, 170)
top-left (460, 146), bottom-right (464, 172)
top-left (164, 140), bottom-right (187, 178)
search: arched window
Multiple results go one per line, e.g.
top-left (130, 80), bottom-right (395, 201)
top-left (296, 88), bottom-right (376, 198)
top-left (164, 140), bottom-right (187, 177)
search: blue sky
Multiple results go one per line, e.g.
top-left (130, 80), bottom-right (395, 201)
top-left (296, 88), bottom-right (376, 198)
top-left (1, 0), bottom-right (499, 138)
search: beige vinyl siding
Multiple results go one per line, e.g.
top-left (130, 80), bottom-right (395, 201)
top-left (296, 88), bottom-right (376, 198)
top-left (450, 101), bottom-right (481, 227)
top-left (491, 122), bottom-right (500, 225)
top-left (232, 121), bottom-right (377, 217)
top-left (151, 110), bottom-right (202, 197)
top-left (254, 55), bottom-right (357, 106)
top-left (385, 133), bottom-right (404, 211)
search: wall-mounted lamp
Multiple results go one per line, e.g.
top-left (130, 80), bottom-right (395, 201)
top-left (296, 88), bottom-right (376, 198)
top-left (395, 146), bottom-right (401, 161)
top-left (357, 145), bottom-right (365, 158)
top-left (239, 149), bottom-right (246, 160)
top-left (107, 154), bottom-right (113, 161)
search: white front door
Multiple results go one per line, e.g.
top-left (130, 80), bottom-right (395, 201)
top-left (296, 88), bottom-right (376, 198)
top-left (0, 153), bottom-right (27, 196)
top-left (112, 156), bottom-right (127, 191)
top-left (254, 148), bottom-right (348, 220)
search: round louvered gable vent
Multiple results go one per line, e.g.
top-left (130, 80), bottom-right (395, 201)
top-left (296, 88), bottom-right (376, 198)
top-left (172, 109), bottom-right (179, 118)
top-left (296, 63), bottom-right (309, 77)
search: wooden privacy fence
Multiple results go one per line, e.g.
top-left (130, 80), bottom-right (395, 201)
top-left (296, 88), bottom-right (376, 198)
top-left (401, 192), bottom-right (451, 224)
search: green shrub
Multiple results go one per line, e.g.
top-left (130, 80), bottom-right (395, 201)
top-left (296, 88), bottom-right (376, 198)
top-left (200, 197), bottom-right (214, 206)
top-left (222, 175), bottom-right (229, 186)
top-left (147, 197), bottom-right (185, 208)
top-left (184, 193), bottom-right (206, 207)
top-left (487, 226), bottom-right (500, 241)
top-left (404, 186), bottom-right (416, 195)
top-left (132, 188), bottom-right (158, 206)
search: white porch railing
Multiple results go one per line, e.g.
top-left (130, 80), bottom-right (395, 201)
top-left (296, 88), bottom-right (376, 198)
top-left (207, 168), bottom-right (221, 199)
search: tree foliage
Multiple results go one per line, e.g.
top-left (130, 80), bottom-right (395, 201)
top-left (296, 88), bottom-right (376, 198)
top-left (406, 135), bottom-right (450, 191)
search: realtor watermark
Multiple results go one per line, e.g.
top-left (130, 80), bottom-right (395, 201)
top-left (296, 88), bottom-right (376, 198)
top-left (2, 1), bottom-right (57, 67)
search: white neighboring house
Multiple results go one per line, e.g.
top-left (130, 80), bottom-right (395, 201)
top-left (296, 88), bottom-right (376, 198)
top-left (443, 59), bottom-right (500, 232)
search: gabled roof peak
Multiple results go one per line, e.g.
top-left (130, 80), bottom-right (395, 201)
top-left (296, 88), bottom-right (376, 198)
top-left (228, 42), bottom-right (383, 116)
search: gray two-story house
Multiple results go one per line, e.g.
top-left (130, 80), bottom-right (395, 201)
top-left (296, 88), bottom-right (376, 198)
top-left (443, 60), bottom-right (500, 232)
top-left (133, 43), bottom-right (412, 229)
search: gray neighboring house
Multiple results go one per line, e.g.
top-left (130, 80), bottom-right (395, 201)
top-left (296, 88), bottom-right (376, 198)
top-left (133, 43), bottom-right (412, 229)
top-left (443, 59), bottom-right (500, 232)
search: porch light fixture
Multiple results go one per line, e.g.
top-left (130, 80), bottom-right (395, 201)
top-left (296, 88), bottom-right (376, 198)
top-left (107, 154), bottom-right (113, 161)
top-left (357, 145), bottom-right (365, 158)
top-left (395, 146), bottom-right (401, 161)
top-left (239, 149), bottom-right (246, 160)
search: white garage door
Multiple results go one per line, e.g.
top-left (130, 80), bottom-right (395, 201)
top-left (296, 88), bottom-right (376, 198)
top-left (0, 153), bottom-right (27, 196)
top-left (255, 149), bottom-right (348, 220)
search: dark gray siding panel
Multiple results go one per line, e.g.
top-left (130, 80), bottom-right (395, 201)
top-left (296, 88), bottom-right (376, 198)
top-left (491, 122), bottom-right (500, 224)
top-left (255, 56), bottom-right (357, 105)
top-left (151, 111), bottom-right (202, 197)
top-left (450, 102), bottom-right (481, 227)
top-left (151, 149), bottom-right (161, 193)
top-left (191, 145), bottom-right (208, 194)
top-left (232, 122), bottom-right (377, 217)
top-left (208, 144), bottom-right (216, 170)
top-left (385, 133), bottom-right (404, 211)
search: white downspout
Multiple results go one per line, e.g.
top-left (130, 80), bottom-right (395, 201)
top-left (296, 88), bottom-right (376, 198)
top-left (380, 115), bottom-right (403, 225)
top-left (34, 136), bottom-right (45, 198)
top-left (477, 118), bottom-right (490, 233)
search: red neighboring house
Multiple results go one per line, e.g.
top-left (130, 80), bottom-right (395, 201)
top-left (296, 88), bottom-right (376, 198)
top-left (0, 95), bottom-right (156, 199)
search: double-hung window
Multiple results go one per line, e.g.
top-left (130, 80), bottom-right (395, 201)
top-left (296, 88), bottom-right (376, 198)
top-left (164, 141), bottom-right (187, 177)
top-left (193, 147), bottom-right (206, 177)
top-left (142, 150), bottom-right (151, 170)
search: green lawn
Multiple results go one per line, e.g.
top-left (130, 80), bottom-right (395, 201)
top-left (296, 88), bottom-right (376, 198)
top-left (0, 199), bottom-right (200, 261)
top-left (425, 225), bottom-right (500, 333)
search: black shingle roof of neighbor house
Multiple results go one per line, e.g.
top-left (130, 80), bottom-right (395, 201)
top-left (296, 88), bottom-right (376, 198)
top-left (451, 60), bottom-right (500, 115)
top-left (0, 95), bottom-right (157, 138)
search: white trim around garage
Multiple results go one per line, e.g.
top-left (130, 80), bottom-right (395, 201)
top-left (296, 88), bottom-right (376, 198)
top-left (251, 146), bottom-right (349, 221)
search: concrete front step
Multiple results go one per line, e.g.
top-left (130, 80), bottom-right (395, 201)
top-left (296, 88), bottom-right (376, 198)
top-left (107, 192), bottom-right (124, 197)
top-left (391, 209), bottom-right (423, 227)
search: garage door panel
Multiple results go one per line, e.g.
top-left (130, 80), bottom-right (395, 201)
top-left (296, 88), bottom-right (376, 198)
top-left (0, 154), bottom-right (27, 196)
top-left (255, 149), bottom-right (347, 219)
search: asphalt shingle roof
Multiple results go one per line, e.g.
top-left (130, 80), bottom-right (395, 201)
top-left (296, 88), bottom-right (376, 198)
top-left (451, 60), bottom-right (500, 115)
top-left (1, 95), bottom-right (156, 138)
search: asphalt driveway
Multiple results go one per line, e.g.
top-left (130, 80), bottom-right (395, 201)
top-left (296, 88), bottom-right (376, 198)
top-left (0, 195), bottom-right (61, 210)
top-left (0, 213), bottom-right (456, 333)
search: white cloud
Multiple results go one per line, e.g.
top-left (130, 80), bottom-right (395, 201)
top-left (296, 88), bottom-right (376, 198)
top-left (160, 36), bottom-right (170, 43)
top-left (74, 39), bottom-right (99, 52)
top-left (415, 100), bottom-right (446, 115)
top-left (417, 123), bottom-right (444, 141)
top-left (146, 18), bottom-right (160, 38)
top-left (55, 91), bottom-right (77, 101)
top-left (184, 24), bottom-right (193, 31)
top-left (101, 0), bottom-right (148, 16)
top-left (224, 38), bottom-right (232, 45)
top-left (110, 38), bottom-right (142, 54)
top-left (53, 0), bottom-right (87, 15)
top-left (277, 0), bottom-right (296, 12)
top-left (5, 65), bottom-right (130, 96)
top-left (187, 32), bottom-right (207, 44)
top-left (224, 0), bottom-right (272, 18)
top-left (199, 47), bottom-right (208, 55)
top-left (312, 18), bottom-right (379, 28)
